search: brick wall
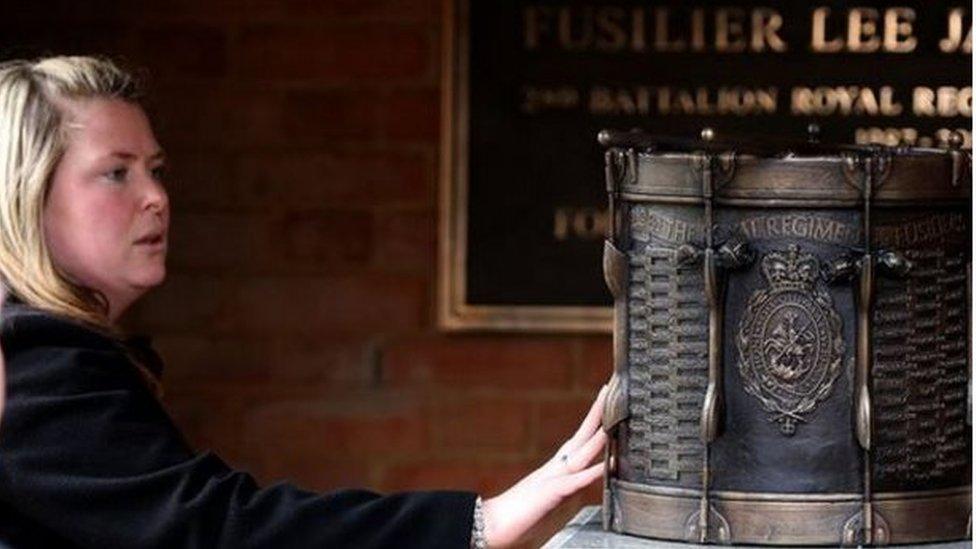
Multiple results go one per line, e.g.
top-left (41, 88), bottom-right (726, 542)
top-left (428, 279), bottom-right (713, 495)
top-left (4, 1), bottom-right (610, 546)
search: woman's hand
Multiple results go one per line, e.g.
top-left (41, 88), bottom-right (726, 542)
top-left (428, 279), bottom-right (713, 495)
top-left (481, 384), bottom-right (609, 547)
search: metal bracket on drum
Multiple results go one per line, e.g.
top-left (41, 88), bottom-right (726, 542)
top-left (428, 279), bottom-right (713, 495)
top-left (601, 146), bottom-right (637, 531)
top-left (687, 130), bottom-right (743, 544)
top-left (685, 504), bottom-right (732, 544)
top-left (840, 148), bottom-right (901, 546)
top-left (946, 131), bottom-right (970, 187)
top-left (842, 509), bottom-right (891, 547)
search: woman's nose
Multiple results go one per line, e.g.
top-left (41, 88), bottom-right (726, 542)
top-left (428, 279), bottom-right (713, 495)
top-left (141, 171), bottom-right (169, 214)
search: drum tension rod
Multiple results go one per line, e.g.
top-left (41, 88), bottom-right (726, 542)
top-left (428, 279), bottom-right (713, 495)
top-left (838, 148), bottom-right (906, 547)
top-left (682, 130), bottom-right (748, 544)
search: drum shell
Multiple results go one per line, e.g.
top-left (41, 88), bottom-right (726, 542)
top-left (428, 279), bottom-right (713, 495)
top-left (603, 147), bottom-right (971, 545)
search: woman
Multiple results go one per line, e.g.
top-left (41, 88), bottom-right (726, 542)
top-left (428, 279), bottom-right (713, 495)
top-left (0, 57), bottom-right (607, 548)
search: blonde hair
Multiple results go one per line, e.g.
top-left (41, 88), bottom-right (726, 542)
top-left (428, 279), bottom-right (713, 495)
top-left (0, 56), bottom-right (141, 329)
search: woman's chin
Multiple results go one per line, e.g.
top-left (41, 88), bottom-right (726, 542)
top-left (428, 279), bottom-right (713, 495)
top-left (129, 266), bottom-right (167, 291)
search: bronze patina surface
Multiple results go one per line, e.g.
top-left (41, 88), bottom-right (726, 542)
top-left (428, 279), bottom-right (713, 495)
top-left (600, 130), bottom-right (971, 546)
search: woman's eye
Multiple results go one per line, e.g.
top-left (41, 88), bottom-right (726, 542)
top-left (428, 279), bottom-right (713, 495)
top-left (104, 167), bottom-right (128, 183)
top-left (151, 165), bottom-right (167, 182)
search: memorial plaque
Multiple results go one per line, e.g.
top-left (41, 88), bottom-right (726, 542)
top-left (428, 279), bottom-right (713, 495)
top-left (438, 0), bottom-right (972, 331)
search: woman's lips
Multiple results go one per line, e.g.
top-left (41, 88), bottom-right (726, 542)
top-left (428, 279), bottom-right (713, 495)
top-left (134, 233), bottom-right (166, 248)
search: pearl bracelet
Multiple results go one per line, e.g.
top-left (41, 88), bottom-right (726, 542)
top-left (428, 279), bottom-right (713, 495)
top-left (470, 496), bottom-right (487, 549)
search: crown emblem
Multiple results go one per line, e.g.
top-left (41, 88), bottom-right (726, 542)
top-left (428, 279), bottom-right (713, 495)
top-left (738, 244), bottom-right (844, 436)
top-left (761, 244), bottom-right (819, 290)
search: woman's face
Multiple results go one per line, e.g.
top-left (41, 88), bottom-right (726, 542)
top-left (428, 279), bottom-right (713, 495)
top-left (44, 98), bottom-right (169, 321)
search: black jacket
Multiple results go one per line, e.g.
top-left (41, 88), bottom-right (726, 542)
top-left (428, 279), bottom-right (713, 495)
top-left (0, 303), bottom-right (476, 548)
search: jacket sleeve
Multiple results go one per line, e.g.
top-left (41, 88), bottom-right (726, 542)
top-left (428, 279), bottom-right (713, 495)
top-left (0, 342), bottom-right (476, 549)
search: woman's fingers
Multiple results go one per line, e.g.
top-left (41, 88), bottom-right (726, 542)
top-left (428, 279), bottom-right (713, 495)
top-left (567, 428), bottom-right (607, 472)
top-left (563, 462), bottom-right (604, 495)
top-left (565, 384), bottom-right (608, 451)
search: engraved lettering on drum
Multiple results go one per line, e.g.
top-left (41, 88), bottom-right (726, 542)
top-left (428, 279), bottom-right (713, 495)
top-left (737, 245), bottom-right (844, 435)
top-left (632, 207), bottom-right (704, 246)
top-left (737, 215), bottom-right (861, 246)
top-left (873, 247), bottom-right (970, 488)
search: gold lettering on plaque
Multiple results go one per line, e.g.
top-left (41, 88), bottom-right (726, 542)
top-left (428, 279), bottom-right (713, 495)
top-left (883, 8), bottom-right (917, 52)
top-left (913, 87), bottom-right (973, 117)
top-left (586, 86), bottom-right (778, 116)
top-left (690, 8), bottom-right (706, 51)
top-left (811, 6), bottom-right (919, 53)
top-left (524, 6), bottom-right (550, 50)
top-left (940, 8), bottom-right (973, 54)
top-left (811, 8), bottom-right (844, 52)
top-left (715, 8), bottom-right (747, 53)
top-left (654, 7), bottom-right (686, 51)
top-left (553, 207), bottom-right (608, 241)
top-left (791, 86), bottom-right (902, 116)
top-left (521, 6), bottom-right (788, 53)
top-left (559, 8), bottom-right (593, 51)
top-left (595, 7), bottom-right (629, 51)
top-left (752, 8), bottom-right (788, 52)
top-left (847, 8), bottom-right (882, 53)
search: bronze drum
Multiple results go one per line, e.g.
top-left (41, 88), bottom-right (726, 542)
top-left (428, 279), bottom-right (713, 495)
top-left (598, 130), bottom-right (971, 546)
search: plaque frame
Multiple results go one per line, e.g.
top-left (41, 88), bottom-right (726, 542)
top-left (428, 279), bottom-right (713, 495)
top-left (437, 0), bottom-right (612, 332)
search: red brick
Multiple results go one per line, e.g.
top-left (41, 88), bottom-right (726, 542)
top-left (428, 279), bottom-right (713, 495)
top-left (229, 275), bottom-right (426, 336)
top-left (237, 24), bottom-right (430, 82)
top-left (579, 336), bottom-right (613, 388)
top-left (166, 212), bottom-right (271, 273)
top-left (241, 0), bottom-right (440, 21)
top-left (233, 151), bottom-right (430, 210)
top-left (152, 334), bottom-right (272, 384)
top-left (372, 210), bottom-right (435, 274)
top-left (0, 22), bottom-right (130, 59)
top-left (6, 1), bottom-right (120, 20)
top-left (378, 460), bottom-right (530, 494)
top-left (431, 397), bottom-right (532, 452)
top-left (165, 210), bottom-right (374, 275)
top-left (163, 152), bottom-right (236, 211)
top-left (379, 88), bottom-right (440, 142)
top-left (382, 336), bottom-right (574, 390)
top-left (267, 336), bottom-right (373, 385)
top-left (134, 24), bottom-right (228, 79)
top-left (244, 395), bottom-right (430, 462)
top-left (118, 0), bottom-right (243, 21)
top-left (125, 274), bottom-right (236, 335)
top-left (282, 89), bottom-right (381, 143)
top-left (150, 85), bottom-right (285, 149)
top-left (535, 397), bottom-right (597, 455)
top-left (164, 394), bottom-right (246, 464)
top-left (272, 210), bottom-right (373, 268)
top-left (255, 457), bottom-right (376, 493)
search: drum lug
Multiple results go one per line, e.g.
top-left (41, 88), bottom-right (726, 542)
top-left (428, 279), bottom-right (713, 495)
top-left (601, 438), bottom-right (621, 531)
top-left (602, 240), bottom-right (630, 433)
top-left (684, 504), bottom-right (731, 544)
top-left (842, 149), bottom-right (893, 192)
top-left (842, 509), bottom-right (890, 546)
top-left (602, 240), bottom-right (627, 298)
top-left (602, 374), bottom-right (628, 432)
top-left (946, 130), bottom-right (969, 187)
top-left (604, 147), bottom-right (638, 193)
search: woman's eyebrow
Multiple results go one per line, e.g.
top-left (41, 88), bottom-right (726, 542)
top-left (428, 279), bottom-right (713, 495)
top-left (104, 150), bottom-right (166, 161)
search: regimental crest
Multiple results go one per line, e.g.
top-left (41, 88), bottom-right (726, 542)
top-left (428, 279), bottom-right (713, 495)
top-left (737, 245), bottom-right (844, 436)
